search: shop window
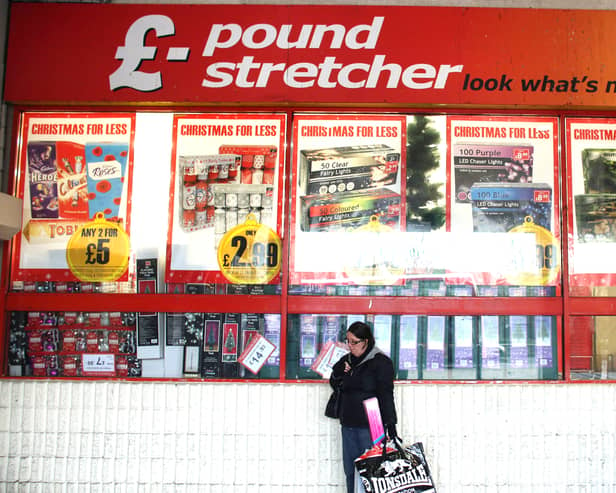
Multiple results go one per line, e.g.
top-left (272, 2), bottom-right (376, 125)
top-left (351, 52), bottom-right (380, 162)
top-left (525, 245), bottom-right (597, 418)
top-left (289, 114), bottom-right (561, 297)
top-left (568, 316), bottom-right (616, 381)
top-left (566, 118), bottom-right (616, 296)
top-left (8, 310), bottom-right (281, 379)
top-left (5, 110), bottom-right (567, 381)
top-left (285, 313), bottom-right (558, 381)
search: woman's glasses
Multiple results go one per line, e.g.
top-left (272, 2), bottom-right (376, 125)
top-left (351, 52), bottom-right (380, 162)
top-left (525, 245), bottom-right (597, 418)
top-left (346, 338), bottom-right (365, 346)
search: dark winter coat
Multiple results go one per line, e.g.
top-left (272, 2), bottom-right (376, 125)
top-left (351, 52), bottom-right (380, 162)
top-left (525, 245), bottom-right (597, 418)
top-left (329, 345), bottom-right (397, 428)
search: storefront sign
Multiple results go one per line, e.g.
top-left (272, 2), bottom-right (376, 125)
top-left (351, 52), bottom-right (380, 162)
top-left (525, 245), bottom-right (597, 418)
top-left (7, 4), bottom-right (616, 107)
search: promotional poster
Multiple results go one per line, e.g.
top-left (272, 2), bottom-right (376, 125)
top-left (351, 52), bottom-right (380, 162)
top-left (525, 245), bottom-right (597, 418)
top-left (566, 118), bottom-right (616, 287)
top-left (166, 113), bottom-right (285, 283)
top-left (290, 114), bottom-right (407, 285)
top-left (12, 113), bottom-right (135, 282)
top-left (447, 115), bottom-right (560, 286)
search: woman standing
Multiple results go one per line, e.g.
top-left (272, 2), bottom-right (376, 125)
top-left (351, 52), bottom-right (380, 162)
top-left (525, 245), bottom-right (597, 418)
top-left (329, 321), bottom-right (397, 493)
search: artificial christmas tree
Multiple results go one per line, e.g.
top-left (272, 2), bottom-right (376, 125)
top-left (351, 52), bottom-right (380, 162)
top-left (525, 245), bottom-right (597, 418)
top-left (406, 116), bottom-right (445, 231)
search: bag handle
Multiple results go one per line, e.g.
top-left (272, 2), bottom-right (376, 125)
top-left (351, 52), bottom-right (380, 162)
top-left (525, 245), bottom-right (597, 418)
top-left (380, 436), bottom-right (408, 460)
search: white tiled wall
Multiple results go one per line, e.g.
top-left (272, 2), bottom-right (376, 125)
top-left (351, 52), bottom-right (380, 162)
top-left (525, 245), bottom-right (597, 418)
top-left (0, 380), bottom-right (614, 492)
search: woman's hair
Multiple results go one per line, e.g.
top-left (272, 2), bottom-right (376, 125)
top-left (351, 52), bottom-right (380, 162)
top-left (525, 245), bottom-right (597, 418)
top-left (347, 321), bottom-right (375, 347)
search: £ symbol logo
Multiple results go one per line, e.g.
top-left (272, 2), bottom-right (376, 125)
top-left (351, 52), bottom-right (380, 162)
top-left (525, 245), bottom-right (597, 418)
top-left (110, 15), bottom-right (177, 91)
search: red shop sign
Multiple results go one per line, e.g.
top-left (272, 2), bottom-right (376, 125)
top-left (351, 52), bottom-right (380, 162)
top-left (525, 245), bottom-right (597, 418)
top-left (6, 3), bottom-right (616, 107)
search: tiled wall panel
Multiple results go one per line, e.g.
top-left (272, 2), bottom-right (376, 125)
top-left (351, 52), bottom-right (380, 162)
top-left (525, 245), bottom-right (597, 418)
top-left (0, 381), bottom-right (615, 492)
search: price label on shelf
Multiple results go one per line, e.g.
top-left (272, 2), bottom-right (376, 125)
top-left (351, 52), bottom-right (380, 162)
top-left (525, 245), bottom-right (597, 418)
top-left (82, 353), bottom-right (115, 375)
top-left (66, 212), bottom-right (130, 282)
top-left (217, 213), bottom-right (281, 284)
top-left (239, 333), bottom-right (276, 375)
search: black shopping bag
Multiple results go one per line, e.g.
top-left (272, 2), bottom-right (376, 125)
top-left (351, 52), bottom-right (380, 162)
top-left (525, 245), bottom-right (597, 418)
top-left (354, 438), bottom-right (436, 493)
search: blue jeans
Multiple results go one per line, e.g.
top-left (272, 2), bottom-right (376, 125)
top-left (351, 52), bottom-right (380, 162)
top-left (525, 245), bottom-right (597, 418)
top-left (341, 426), bottom-right (372, 493)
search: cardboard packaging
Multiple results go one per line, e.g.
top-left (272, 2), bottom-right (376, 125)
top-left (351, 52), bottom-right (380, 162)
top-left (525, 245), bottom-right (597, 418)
top-left (27, 142), bottom-right (59, 219)
top-left (300, 187), bottom-right (401, 232)
top-left (0, 193), bottom-right (22, 239)
top-left (201, 313), bottom-right (223, 378)
top-left (84, 142), bottom-right (128, 220)
top-left (136, 258), bottom-right (162, 359)
top-left (453, 143), bottom-right (534, 202)
top-left (471, 182), bottom-right (552, 232)
top-left (575, 193), bottom-right (616, 242)
top-left (299, 144), bottom-right (399, 195)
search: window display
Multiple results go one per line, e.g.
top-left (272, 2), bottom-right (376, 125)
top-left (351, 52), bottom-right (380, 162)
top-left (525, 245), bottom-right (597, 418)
top-left (8, 309), bottom-right (281, 380)
top-left (8, 311), bottom-right (140, 378)
top-left (1, 111), bottom-right (575, 382)
top-left (4, 2), bottom-right (616, 386)
top-left (290, 114), bottom-right (409, 289)
top-left (286, 313), bottom-right (558, 380)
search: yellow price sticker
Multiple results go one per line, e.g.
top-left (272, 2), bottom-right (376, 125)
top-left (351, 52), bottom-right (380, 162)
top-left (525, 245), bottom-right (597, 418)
top-left (66, 213), bottom-right (130, 282)
top-left (506, 216), bottom-right (560, 286)
top-left (344, 215), bottom-right (405, 285)
top-left (217, 214), bottom-right (281, 284)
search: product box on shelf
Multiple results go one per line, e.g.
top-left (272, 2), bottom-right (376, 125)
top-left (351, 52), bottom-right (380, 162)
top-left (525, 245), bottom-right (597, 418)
top-left (136, 258), bottom-right (162, 359)
top-left (221, 313), bottom-right (241, 378)
top-left (201, 313), bottom-right (223, 378)
top-left (166, 283), bottom-right (186, 346)
top-left (238, 313), bottom-right (265, 377)
top-left (261, 314), bottom-right (281, 379)
top-left (225, 283), bottom-right (280, 295)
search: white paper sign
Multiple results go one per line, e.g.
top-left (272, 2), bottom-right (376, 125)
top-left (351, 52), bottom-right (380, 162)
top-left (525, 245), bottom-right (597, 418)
top-left (239, 333), bottom-right (276, 375)
top-left (312, 341), bottom-right (349, 379)
top-left (82, 353), bottom-right (115, 374)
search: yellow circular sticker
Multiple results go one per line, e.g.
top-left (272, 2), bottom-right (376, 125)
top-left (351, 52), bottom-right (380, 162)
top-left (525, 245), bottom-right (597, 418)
top-left (217, 214), bottom-right (281, 284)
top-left (66, 213), bottom-right (130, 282)
top-left (506, 216), bottom-right (560, 286)
top-left (344, 215), bottom-right (405, 285)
